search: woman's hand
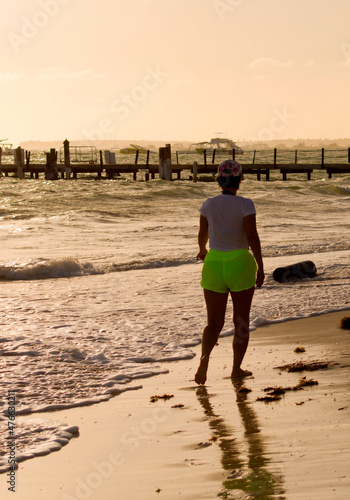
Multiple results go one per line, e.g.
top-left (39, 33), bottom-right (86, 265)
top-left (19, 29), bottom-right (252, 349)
top-left (256, 267), bottom-right (265, 288)
top-left (196, 249), bottom-right (207, 261)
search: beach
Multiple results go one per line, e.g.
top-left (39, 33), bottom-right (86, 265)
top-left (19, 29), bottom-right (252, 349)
top-left (0, 169), bottom-right (349, 498)
top-left (2, 309), bottom-right (349, 500)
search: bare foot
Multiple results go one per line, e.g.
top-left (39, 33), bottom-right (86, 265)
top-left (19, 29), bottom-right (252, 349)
top-left (194, 356), bottom-right (209, 385)
top-left (231, 368), bottom-right (252, 379)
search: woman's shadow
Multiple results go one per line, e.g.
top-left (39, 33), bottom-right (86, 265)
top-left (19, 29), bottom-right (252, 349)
top-left (195, 382), bottom-right (285, 499)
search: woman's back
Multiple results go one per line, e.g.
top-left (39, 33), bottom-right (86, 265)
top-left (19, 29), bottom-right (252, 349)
top-left (199, 194), bottom-right (256, 251)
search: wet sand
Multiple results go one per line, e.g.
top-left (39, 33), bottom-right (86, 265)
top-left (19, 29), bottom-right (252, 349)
top-left (2, 310), bottom-right (350, 500)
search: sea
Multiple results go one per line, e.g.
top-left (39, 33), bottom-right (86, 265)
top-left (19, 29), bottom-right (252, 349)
top-left (0, 148), bottom-right (349, 471)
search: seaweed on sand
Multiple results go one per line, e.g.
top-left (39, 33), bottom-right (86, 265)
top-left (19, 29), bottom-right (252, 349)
top-left (275, 361), bottom-right (330, 372)
top-left (257, 377), bottom-right (318, 402)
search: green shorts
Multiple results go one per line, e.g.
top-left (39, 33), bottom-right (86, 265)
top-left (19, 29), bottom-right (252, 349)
top-left (201, 248), bottom-right (257, 293)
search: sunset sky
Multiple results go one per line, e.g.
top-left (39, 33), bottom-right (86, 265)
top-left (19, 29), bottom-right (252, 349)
top-left (1, 0), bottom-right (350, 145)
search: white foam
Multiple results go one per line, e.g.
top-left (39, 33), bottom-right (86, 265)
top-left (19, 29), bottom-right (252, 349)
top-left (0, 418), bottom-right (79, 473)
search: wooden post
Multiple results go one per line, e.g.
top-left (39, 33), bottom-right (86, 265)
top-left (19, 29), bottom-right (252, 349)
top-left (274, 148), bottom-right (277, 165)
top-left (176, 151), bottom-right (179, 165)
top-left (105, 150), bottom-right (111, 164)
top-left (135, 150), bottom-right (139, 165)
top-left (63, 139), bottom-right (71, 179)
top-left (232, 148), bottom-right (235, 161)
top-left (50, 148), bottom-right (57, 162)
top-left (348, 147), bottom-right (350, 163)
top-left (45, 148), bottom-right (58, 180)
top-left (212, 149), bottom-right (216, 164)
top-left (158, 147), bottom-right (164, 179)
top-left (295, 149), bottom-right (298, 164)
top-left (203, 149), bottom-right (207, 166)
top-left (252, 150), bottom-right (256, 165)
top-left (15, 147), bottom-right (24, 179)
top-left (159, 145), bottom-right (172, 180)
top-left (26, 150), bottom-right (31, 166)
top-left (321, 148), bottom-right (325, 167)
top-left (164, 144), bottom-right (172, 180)
top-left (0, 147), bottom-right (2, 173)
top-left (193, 161), bottom-right (198, 182)
top-left (146, 150), bottom-right (150, 167)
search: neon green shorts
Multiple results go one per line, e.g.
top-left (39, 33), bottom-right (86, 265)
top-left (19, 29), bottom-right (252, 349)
top-left (201, 248), bottom-right (257, 293)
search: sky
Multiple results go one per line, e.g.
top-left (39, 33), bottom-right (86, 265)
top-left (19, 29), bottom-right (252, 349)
top-left (1, 0), bottom-right (350, 145)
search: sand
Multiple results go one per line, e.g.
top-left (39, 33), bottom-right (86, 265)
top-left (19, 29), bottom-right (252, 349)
top-left (2, 310), bottom-right (350, 500)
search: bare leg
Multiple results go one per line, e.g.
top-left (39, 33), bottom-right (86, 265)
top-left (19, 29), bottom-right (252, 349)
top-left (230, 287), bottom-right (255, 379)
top-left (194, 289), bottom-right (228, 385)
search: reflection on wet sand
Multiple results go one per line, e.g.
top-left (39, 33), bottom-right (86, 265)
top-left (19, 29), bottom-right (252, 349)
top-left (196, 382), bottom-right (285, 499)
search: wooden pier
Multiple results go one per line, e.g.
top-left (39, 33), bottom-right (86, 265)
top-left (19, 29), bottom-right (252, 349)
top-left (1, 142), bottom-right (350, 181)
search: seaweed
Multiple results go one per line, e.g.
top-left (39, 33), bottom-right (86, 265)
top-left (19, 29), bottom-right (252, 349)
top-left (256, 395), bottom-right (282, 402)
top-left (150, 393), bottom-right (174, 403)
top-left (294, 346), bottom-right (305, 353)
top-left (263, 387), bottom-right (286, 396)
top-left (275, 361), bottom-right (329, 372)
top-left (237, 387), bottom-right (252, 394)
top-left (257, 377), bottom-right (318, 402)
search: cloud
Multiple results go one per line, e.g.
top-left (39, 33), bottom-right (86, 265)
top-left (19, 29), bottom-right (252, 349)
top-left (0, 73), bottom-right (23, 82)
top-left (248, 58), bottom-right (292, 68)
top-left (251, 74), bottom-right (273, 81)
top-left (303, 59), bottom-right (319, 68)
top-left (170, 78), bottom-right (199, 87)
top-left (39, 67), bottom-right (109, 80)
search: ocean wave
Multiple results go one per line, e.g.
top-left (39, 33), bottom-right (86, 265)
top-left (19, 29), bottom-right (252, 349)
top-left (309, 183), bottom-right (350, 197)
top-left (109, 256), bottom-right (196, 272)
top-left (1, 245), bottom-right (349, 281)
top-left (0, 256), bottom-right (198, 281)
top-left (263, 241), bottom-right (350, 258)
top-left (0, 258), bottom-right (103, 281)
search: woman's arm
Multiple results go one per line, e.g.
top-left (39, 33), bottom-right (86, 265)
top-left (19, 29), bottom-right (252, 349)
top-left (197, 215), bottom-right (209, 261)
top-left (243, 214), bottom-right (265, 288)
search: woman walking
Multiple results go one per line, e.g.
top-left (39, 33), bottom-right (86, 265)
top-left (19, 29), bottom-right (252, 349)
top-left (195, 160), bottom-right (264, 384)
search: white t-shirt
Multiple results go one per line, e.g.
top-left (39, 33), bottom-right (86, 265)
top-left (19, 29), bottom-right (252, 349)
top-left (199, 194), bottom-right (256, 251)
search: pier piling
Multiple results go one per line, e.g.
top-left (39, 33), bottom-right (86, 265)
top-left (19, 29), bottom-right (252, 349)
top-left (159, 144), bottom-right (172, 180)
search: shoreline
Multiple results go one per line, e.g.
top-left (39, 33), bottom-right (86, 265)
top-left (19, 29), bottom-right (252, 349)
top-left (1, 310), bottom-right (350, 499)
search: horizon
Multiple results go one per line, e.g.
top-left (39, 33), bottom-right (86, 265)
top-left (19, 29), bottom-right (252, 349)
top-left (2, 1), bottom-right (350, 145)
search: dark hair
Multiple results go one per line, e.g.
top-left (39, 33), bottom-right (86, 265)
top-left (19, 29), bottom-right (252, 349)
top-left (216, 175), bottom-right (241, 190)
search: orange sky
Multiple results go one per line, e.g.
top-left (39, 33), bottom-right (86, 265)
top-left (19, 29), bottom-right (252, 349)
top-left (2, 0), bottom-right (350, 145)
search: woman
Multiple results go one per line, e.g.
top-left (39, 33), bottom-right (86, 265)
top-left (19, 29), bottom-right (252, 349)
top-left (195, 160), bottom-right (264, 384)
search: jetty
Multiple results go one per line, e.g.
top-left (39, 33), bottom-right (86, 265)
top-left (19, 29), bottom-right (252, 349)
top-left (1, 140), bottom-right (350, 181)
